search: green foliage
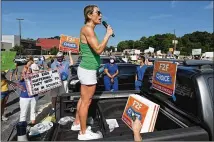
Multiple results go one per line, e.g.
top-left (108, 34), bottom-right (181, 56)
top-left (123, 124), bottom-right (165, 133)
top-left (50, 46), bottom-right (59, 55)
top-left (116, 31), bottom-right (213, 55)
top-left (12, 45), bottom-right (24, 55)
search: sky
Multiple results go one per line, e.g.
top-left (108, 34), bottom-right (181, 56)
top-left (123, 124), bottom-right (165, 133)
top-left (2, 1), bottom-right (213, 46)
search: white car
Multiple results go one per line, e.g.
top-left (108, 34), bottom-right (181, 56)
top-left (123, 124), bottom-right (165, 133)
top-left (14, 57), bottom-right (28, 65)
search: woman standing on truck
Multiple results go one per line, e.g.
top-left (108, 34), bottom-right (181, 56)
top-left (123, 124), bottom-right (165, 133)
top-left (71, 5), bottom-right (114, 140)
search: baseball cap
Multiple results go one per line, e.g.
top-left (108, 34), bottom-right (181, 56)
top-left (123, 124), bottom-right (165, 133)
top-left (56, 52), bottom-right (64, 57)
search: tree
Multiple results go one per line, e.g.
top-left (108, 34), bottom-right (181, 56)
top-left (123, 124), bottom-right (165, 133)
top-left (50, 46), bottom-right (59, 55)
top-left (117, 41), bottom-right (129, 52)
top-left (116, 31), bottom-right (213, 55)
top-left (12, 45), bottom-right (24, 55)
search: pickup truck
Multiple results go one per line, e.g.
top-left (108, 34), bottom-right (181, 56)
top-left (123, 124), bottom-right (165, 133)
top-left (12, 60), bottom-right (214, 141)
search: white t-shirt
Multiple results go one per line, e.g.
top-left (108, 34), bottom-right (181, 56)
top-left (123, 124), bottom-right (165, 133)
top-left (31, 63), bottom-right (40, 73)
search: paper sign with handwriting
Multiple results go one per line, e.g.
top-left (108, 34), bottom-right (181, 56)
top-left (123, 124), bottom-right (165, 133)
top-left (152, 61), bottom-right (178, 96)
top-left (59, 34), bottom-right (80, 53)
top-left (122, 94), bottom-right (160, 133)
top-left (25, 70), bottom-right (62, 96)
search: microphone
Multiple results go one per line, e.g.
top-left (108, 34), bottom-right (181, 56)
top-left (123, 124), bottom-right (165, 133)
top-left (102, 21), bottom-right (115, 37)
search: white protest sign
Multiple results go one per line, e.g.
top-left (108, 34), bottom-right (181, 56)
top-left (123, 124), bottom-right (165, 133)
top-left (25, 69), bottom-right (62, 96)
top-left (192, 49), bottom-right (201, 55)
top-left (144, 49), bottom-right (150, 53)
top-left (156, 50), bottom-right (162, 55)
top-left (173, 50), bottom-right (180, 55)
top-left (149, 47), bottom-right (154, 53)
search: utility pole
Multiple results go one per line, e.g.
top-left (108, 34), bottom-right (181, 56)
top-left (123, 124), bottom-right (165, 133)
top-left (16, 18), bottom-right (24, 45)
top-left (173, 29), bottom-right (176, 51)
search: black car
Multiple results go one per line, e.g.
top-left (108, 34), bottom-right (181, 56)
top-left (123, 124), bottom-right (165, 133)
top-left (70, 55), bottom-right (127, 75)
top-left (68, 63), bottom-right (137, 92)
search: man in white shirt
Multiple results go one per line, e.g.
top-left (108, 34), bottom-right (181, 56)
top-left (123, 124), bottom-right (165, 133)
top-left (31, 58), bottom-right (40, 74)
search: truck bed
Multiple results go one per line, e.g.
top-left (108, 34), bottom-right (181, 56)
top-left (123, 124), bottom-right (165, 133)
top-left (51, 91), bottom-right (209, 141)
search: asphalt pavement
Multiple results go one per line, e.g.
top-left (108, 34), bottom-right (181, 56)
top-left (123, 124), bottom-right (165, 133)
top-left (1, 55), bottom-right (79, 141)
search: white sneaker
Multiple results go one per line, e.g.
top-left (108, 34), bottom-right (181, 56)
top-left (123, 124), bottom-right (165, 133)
top-left (71, 123), bottom-right (80, 131)
top-left (78, 126), bottom-right (103, 140)
top-left (2, 116), bottom-right (8, 121)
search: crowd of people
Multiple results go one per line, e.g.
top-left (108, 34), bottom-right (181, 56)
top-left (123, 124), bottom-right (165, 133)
top-left (1, 51), bottom-right (74, 124)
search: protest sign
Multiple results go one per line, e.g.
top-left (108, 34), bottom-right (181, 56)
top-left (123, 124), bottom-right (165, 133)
top-left (156, 50), bottom-right (162, 55)
top-left (169, 48), bottom-right (174, 52)
top-left (1, 51), bottom-right (16, 71)
top-left (149, 47), bottom-right (154, 53)
top-left (144, 49), bottom-right (150, 53)
top-left (25, 70), bottom-right (62, 96)
top-left (152, 61), bottom-right (178, 97)
top-left (173, 50), bottom-right (180, 55)
top-left (122, 94), bottom-right (160, 133)
top-left (192, 49), bottom-right (201, 55)
top-left (59, 34), bottom-right (80, 53)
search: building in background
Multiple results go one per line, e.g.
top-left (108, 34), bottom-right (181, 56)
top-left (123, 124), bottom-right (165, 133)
top-left (21, 39), bottom-right (41, 55)
top-left (36, 38), bottom-right (60, 54)
top-left (2, 35), bottom-right (20, 47)
top-left (1, 42), bottom-right (13, 51)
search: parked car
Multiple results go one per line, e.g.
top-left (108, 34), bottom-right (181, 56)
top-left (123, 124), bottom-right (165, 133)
top-left (14, 56), bottom-right (28, 65)
top-left (69, 63), bottom-right (137, 92)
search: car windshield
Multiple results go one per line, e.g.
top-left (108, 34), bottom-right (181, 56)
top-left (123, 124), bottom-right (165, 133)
top-left (118, 66), bottom-right (136, 75)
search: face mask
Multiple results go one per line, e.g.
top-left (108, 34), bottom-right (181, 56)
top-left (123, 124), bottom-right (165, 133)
top-left (110, 59), bottom-right (114, 64)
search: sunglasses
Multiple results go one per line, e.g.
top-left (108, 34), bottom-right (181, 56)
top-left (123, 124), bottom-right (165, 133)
top-left (94, 11), bottom-right (102, 16)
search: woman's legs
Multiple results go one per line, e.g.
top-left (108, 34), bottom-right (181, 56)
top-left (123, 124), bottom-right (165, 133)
top-left (15, 69), bottom-right (18, 80)
top-left (79, 84), bottom-right (96, 134)
top-left (104, 77), bottom-right (111, 91)
top-left (112, 78), bottom-right (118, 91)
top-left (19, 98), bottom-right (31, 122)
top-left (1, 93), bottom-right (9, 119)
top-left (9, 70), bottom-right (14, 81)
top-left (30, 96), bottom-right (38, 124)
top-left (73, 98), bottom-right (81, 125)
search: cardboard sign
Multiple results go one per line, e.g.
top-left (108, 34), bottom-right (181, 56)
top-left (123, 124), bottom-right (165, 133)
top-left (156, 50), bottom-right (162, 55)
top-left (59, 34), bottom-right (80, 53)
top-left (152, 61), bottom-right (178, 97)
top-left (149, 47), bottom-right (154, 53)
top-left (1, 51), bottom-right (16, 71)
top-left (25, 70), bottom-right (62, 96)
top-left (169, 48), bottom-right (174, 52)
top-left (173, 50), bottom-right (180, 55)
top-left (122, 94), bottom-right (160, 133)
top-left (192, 49), bottom-right (201, 55)
top-left (144, 49), bottom-right (150, 53)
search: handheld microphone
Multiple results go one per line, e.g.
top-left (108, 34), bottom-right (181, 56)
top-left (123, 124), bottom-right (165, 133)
top-left (102, 21), bottom-right (115, 37)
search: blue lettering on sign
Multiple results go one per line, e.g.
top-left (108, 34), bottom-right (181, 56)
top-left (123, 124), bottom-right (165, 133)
top-left (62, 42), bottom-right (77, 48)
top-left (126, 107), bottom-right (142, 121)
top-left (155, 72), bottom-right (172, 85)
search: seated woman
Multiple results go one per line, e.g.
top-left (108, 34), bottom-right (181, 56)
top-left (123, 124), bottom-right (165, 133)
top-left (104, 56), bottom-right (119, 91)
